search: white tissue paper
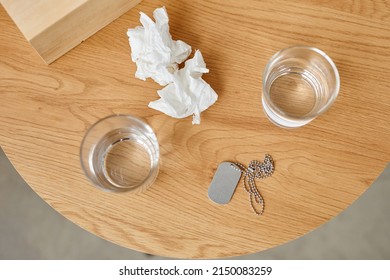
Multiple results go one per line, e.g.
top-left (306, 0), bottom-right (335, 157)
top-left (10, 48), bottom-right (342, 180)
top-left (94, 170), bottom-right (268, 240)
top-left (149, 50), bottom-right (218, 124)
top-left (127, 6), bottom-right (218, 124)
top-left (127, 7), bottom-right (191, 86)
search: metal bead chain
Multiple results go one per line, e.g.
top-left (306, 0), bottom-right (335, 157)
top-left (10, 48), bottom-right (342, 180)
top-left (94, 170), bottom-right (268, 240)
top-left (231, 154), bottom-right (274, 215)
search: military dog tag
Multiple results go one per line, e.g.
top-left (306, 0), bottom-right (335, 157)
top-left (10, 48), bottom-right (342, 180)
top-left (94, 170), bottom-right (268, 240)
top-left (208, 162), bottom-right (242, 205)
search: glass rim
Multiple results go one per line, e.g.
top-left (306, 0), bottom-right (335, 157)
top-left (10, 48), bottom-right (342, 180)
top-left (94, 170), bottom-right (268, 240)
top-left (262, 45), bottom-right (340, 122)
top-left (79, 114), bottom-right (159, 193)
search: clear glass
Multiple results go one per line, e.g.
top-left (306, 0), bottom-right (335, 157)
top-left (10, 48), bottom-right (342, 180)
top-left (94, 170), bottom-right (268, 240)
top-left (80, 115), bottom-right (159, 193)
top-left (262, 46), bottom-right (340, 128)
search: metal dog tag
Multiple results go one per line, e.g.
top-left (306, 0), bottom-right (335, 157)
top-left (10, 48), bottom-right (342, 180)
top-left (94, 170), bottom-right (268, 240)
top-left (208, 162), bottom-right (242, 205)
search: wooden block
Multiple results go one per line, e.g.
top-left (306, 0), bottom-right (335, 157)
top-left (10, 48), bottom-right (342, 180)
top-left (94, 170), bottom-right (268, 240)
top-left (0, 0), bottom-right (142, 64)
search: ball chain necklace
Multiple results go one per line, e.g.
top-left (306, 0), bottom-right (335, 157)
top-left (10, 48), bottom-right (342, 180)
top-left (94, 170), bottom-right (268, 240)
top-left (231, 154), bottom-right (274, 215)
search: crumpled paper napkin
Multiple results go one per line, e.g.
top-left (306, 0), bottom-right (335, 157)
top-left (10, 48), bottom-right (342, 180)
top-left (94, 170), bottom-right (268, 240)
top-left (149, 50), bottom-right (217, 124)
top-left (127, 7), bottom-right (191, 86)
top-left (127, 6), bottom-right (218, 124)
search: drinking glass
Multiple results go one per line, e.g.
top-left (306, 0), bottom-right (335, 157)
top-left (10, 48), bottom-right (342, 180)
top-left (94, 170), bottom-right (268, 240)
top-left (80, 115), bottom-right (159, 193)
top-left (262, 46), bottom-right (340, 128)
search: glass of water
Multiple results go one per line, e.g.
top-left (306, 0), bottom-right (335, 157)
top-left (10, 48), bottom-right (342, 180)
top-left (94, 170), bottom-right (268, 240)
top-left (262, 46), bottom-right (340, 128)
top-left (80, 115), bottom-right (159, 193)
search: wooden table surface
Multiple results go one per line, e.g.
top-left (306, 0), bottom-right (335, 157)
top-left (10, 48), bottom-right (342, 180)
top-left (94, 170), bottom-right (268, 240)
top-left (1, 0), bottom-right (390, 258)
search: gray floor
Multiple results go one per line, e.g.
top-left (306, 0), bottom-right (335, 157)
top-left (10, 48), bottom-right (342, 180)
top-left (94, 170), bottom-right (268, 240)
top-left (0, 147), bottom-right (389, 259)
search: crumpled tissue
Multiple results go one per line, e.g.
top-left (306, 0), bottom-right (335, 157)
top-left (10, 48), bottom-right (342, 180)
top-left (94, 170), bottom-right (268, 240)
top-left (127, 6), bottom-right (218, 124)
top-left (127, 7), bottom-right (192, 86)
top-left (149, 50), bottom-right (218, 124)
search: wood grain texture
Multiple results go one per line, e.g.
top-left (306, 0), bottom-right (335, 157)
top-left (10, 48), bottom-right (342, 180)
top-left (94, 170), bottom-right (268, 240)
top-left (0, 0), bottom-right (142, 63)
top-left (1, 0), bottom-right (390, 258)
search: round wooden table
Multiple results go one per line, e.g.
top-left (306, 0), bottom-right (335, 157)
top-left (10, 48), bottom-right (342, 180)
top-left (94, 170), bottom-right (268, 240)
top-left (1, 0), bottom-right (389, 258)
